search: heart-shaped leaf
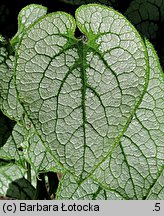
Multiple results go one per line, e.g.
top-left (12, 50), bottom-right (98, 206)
top-left (15, 4), bottom-right (148, 181)
top-left (4, 3), bottom-right (162, 199)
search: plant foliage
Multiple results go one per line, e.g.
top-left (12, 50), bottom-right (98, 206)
top-left (0, 3), bottom-right (163, 200)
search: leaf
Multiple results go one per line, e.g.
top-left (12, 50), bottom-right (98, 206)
top-left (125, 0), bottom-right (164, 69)
top-left (0, 163), bottom-right (26, 196)
top-left (0, 4), bottom-right (59, 175)
top-left (15, 3), bottom-right (148, 180)
top-left (6, 177), bottom-right (36, 200)
top-left (0, 4), bottom-right (48, 120)
top-left (0, 4), bottom-right (47, 120)
top-left (125, 0), bottom-right (164, 41)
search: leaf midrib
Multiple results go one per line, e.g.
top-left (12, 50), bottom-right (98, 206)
top-left (73, 38), bottom-right (150, 182)
top-left (78, 40), bottom-right (88, 180)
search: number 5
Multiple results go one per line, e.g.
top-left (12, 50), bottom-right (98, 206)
top-left (155, 203), bottom-right (160, 211)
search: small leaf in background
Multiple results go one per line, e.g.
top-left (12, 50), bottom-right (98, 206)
top-left (125, 0), bottom-right (164, 69)
top-left (125, 0), bottom-right (164, 41)
top-left (0, 4), bottom-right (49, 121)
top-left (6, 177), bottom-right (36, 200)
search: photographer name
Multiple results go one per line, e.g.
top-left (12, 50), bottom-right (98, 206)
top-left (19, 202), bottom-right (99, 212)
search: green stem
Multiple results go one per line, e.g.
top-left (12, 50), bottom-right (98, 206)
top-left (26, 162), bottom-right (31, 183)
